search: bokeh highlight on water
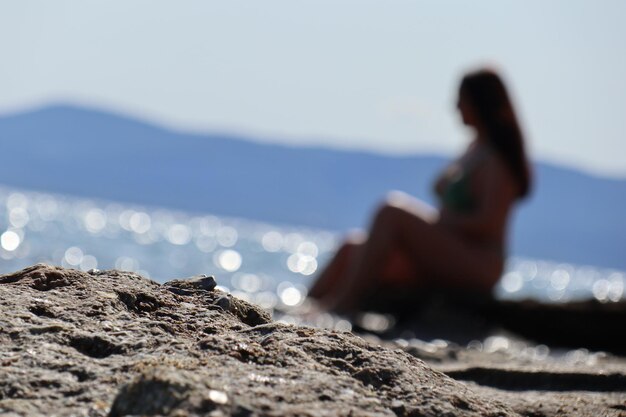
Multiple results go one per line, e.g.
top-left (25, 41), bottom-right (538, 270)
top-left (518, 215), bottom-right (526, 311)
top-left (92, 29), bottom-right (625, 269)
top-left (1, 186), bottom-right (624, 316)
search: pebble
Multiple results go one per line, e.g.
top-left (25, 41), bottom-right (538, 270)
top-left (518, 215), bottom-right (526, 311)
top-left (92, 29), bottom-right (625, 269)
top-left (164, 274), bottom-right (217, 296)
top-left (186, 274), bottom-right (217, 291)
top-left (215, 296), bottom-right (231, 312)
top-left (208, 389), bottom-right (229, 405)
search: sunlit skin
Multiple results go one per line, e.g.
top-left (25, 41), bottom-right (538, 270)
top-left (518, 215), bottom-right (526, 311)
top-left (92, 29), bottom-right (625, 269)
top-left (309, 91), bottom-right (521, 314)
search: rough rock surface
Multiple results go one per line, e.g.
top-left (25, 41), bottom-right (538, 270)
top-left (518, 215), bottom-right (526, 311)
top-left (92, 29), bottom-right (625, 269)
top-left (0, 265), bottom-right (624, 417)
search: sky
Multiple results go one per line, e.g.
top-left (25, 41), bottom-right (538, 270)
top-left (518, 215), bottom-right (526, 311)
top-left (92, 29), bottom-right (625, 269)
top-left (1, 1), bottom-right (625, 178)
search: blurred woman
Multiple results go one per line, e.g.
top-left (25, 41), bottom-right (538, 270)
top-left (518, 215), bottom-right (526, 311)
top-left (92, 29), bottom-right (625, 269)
top-left (309, 68), bottom-right (532, 314)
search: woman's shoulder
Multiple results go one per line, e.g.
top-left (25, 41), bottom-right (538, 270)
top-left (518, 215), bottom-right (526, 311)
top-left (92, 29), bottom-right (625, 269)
top-left (457, 142), bottom-right (493, 170)
top-left (477, 146), bottom-right (520, 197)
top-left (466, 142), bottom-right (502, 170)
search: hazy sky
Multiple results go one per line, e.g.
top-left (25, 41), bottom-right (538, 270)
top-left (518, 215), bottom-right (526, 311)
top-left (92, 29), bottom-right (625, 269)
top-left (1, 1), bottom-right (625, 177)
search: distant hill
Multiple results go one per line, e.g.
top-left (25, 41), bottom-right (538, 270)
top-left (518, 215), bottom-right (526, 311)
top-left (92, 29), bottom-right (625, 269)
top-left (1, 105), bottom-right (625, 270)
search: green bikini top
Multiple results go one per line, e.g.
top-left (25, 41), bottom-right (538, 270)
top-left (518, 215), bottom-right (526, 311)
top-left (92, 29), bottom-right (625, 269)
top-left (439, 169), bottom-right (475, 212)
top-left (435, 145), bottom-right (490, 213)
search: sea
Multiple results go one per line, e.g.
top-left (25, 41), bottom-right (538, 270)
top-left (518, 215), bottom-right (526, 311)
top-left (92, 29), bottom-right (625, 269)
top-left (1, 186), bottom-right (624, 324)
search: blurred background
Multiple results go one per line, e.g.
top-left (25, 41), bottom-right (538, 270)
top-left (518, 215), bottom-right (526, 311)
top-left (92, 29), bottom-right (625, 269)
top-left (1, 1), bottom-right (625, 307)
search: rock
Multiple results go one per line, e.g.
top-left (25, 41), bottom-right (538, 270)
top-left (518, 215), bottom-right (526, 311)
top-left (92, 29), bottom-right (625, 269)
top-left (0, 264), bottom-right (624, 417)
top-left (109, 369), bottom-right (193, 417)
top-left (214, 295), bottom-right (231, 311)
top-left (361, 290), bottom-right (626, 355)
top-left (164, 274), bottom-right (217, 296)
top-left (164, 274), bottom-right (271, 327)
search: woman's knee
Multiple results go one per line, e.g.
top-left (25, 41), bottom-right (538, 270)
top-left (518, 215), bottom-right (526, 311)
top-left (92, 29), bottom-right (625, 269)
top-left (373, 192), bottom-right (422, 224)
top-left (372, 201), bottom-right (404, 229)
top-left (344, 230), bottom-right (367, 246)
top-left (331, 238), bottom-right (365, 265)
top-left (381, 191), bottom-right (438, 223)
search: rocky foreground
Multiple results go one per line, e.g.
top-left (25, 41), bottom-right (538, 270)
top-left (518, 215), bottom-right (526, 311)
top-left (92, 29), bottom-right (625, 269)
top-left (0, 265), bottom-right (624, 417)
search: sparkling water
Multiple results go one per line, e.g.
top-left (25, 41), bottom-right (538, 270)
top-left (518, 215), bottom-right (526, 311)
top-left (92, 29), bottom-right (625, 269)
top-left (1, 186), bottom-right (624, 311)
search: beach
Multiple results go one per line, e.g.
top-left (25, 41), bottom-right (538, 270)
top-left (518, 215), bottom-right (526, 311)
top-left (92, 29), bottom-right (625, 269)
top-left (1, 264), bottom-right (624, 416)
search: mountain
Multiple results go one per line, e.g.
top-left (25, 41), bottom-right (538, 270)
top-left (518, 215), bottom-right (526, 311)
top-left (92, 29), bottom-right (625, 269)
top-left (1, 105), bottom-right (625, 270)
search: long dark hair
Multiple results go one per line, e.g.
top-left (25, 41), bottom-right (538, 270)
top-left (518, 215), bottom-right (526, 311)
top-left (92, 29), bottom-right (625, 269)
top-left (460, 69), bottom-right (532, 199)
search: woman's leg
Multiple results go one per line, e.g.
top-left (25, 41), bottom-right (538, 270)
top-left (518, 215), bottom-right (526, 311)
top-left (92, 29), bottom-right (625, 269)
top-left (323, 192), bottom-right (502, 313)
top-left (324, 192), bottom-right (438, 312)
top-left (312, 191), bottom-right (501, 314)
top-left (308, 239), bottom-right (363, 300)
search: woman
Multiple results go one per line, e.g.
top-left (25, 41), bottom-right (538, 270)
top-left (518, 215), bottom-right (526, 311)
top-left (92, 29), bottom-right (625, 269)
top-left (309, 68), bottom-right (532, 314)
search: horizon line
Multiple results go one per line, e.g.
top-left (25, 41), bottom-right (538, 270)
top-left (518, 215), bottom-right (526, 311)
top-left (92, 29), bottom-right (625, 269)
top-left (2, 98), bottom-right (625, 181)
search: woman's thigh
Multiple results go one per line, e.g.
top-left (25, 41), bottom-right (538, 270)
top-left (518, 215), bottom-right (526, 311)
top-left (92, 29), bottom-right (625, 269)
top-left (382, 205), bottom-right (502, 291)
